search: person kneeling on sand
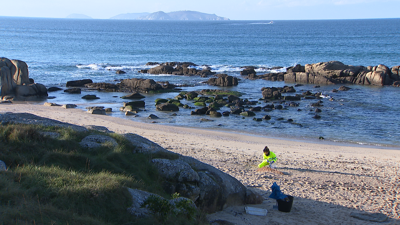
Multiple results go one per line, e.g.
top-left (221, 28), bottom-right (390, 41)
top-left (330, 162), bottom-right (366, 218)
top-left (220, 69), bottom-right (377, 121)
top-left (258, 146), bottom-right (277, 169)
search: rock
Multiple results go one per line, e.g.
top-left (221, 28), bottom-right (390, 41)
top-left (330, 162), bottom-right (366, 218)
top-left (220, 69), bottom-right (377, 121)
top-left (84, 125), bottom-right (111, 133)
top-left (240, 111), bottom-right (256, 117)
top-left (86, 106), bottom-right (104, 110)
top-left (263, 115), bottom-right (271, 120)
top-left (66, 79), bottom-right (93, 87)
top-left (120, 105), bottom-right (139, 112)
top-left (287, 64), bottom-right (305, 73)
top-left (127, 188), bottom-right (154, 217)
top-left (64, 88), bottom-right (81, 94)
top-left (350, 212), bottom-right (388, 222)
top-left (284, 95), bottom-right (301, 101)
top-left (285, 61), bottom-right (399, 86)
top-left (121, 92), bottom-right (145, 99)
top-left (156, 103), bottom-right (179, 112)
top-left (47, 87), bottom-right (63, 92)
top-left (209, 111), bottom-right (222, 117)
top-left (240, 67), bottom-right (256, 76)
top-left (118, 78), bottom-right (163, 93)
top-left (191, 107), bottom-right (208, 115)
top-left (79, 134), bottom-right (118, 149)
top-left (0, 160), bottom-right (6, 171)
top-left (258, 72), bottom-right (285, 81)
top-left (313, 114), bottom-right (321, 119)
top-left (152, 158), bottom-right (201, 201)
top-left (62, 104), bottom-right (77, 109)
top-left (116, 70), bottom-right (126, 74)
top-left (125, 111), bottom-right (136, 116)
top-left (85, 82), bottom-right (118, 92)
top-left (87, 108), bottom-right (106, 115)
top-left (148, 114), bottom-right (159, 119)
top-left (0, 58), bottom-right (30, 96)
top-left (262, 87), bottom-right (281, 99)
top-left (82, 94), bottom-right (100, 100)
top-left (207, 74), bottom-right (238, 87)
top-left (123, 133), bottom-right (168, 154)
top-left (185, 91), bottom-right (199, 100)
top-left (181, 156), bottom-right (247, 213)
top-left (245, 188), bottom-right (264, 204)
top-left (44, 102), bottom-right (60, 107)
top-left (391, 65), bottom-right (400, 79)
top-left (152, 159), bottom-right (200, 183)
top-left (14, 83), bottom-right (48, 100)
top-left (147, 65), bottom-right (175, 74)
top-left (338, 86), bottom-right (351, 91)
top-left (124, 101), bottom-right (145, 108)
top-left (200, 118), bottom-right (214, 122)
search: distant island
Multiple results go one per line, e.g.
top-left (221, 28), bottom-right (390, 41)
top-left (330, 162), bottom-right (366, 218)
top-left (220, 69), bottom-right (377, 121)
top-left (66, 14), bottom-right (93, 19)
top-left (110, 10), bottom-right (229, 21)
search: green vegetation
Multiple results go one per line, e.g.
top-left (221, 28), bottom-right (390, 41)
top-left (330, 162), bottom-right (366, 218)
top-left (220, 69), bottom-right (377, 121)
top-left (141, 193), bottom-right (197, 224)
top-left (0, 124), bottom-right (206, 225)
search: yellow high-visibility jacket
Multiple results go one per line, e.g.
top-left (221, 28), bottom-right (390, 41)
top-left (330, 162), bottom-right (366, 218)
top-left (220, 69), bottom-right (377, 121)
top-left (258, 151), bottom-right (277, 168)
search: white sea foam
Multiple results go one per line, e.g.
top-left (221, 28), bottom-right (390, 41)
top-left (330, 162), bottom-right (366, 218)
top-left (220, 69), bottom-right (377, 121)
top-left (76, 63), bottom-right (157, 71)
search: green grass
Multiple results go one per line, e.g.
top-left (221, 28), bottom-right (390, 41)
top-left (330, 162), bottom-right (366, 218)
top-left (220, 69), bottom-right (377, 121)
top-left (0, 124), bottom-right (207, 225)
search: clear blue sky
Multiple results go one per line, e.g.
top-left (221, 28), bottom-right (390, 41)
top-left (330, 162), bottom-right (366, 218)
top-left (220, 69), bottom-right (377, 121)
top-left (2, 0), bottom-right (399, 20)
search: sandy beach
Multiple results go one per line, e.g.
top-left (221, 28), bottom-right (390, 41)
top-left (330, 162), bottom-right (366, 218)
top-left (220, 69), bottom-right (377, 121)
top-left (1, 103), bottom-right (399, 225)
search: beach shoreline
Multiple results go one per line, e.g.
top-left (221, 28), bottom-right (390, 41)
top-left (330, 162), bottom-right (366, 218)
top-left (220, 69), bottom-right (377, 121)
top-left (1, 103), bottom-right (400, 224)
top-left (6, 101), bottom-right (400, 150)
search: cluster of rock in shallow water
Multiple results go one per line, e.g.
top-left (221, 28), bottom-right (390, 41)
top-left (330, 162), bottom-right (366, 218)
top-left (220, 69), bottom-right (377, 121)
top-left (1, 58), bottom-right (400, 124)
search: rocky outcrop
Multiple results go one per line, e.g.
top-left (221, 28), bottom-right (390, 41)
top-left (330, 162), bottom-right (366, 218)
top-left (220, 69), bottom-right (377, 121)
top-left (142, 62), bottom-right (216, 77)
top-left (118, 78), bottom-right (177, 93)
top-left (66, 79), bottom-right (93, 87)
top-left (0, 113), bottom-right (254, 216)
top-left (0, 57), bottom-right (47, 100)
top-left (207, 74), bottom-right (238, 87)
top-left (283, 61), bottom-right (400, 86)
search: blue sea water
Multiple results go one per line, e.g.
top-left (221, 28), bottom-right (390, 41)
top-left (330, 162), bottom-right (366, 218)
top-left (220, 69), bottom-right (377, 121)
top-left (1, 17), bottom-right (400, 148)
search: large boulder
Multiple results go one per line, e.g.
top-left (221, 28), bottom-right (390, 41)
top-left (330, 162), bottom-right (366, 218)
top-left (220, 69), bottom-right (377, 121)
top-left (0, 57), bottom-right (47, 99)
top-left (14, 83), bottom-right (48, 99)
top-left (149, 155), bottom-right (248, 213)
top-left (10, 59), bottom-right (30, 85)
top-left (180, 156), bottom-right (247, 213)
top-left (152, 158), bottom-right (201, 201)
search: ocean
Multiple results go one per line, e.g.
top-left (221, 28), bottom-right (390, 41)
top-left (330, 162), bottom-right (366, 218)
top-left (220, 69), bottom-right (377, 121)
top-left (1, 17), bottom-right (400, 148)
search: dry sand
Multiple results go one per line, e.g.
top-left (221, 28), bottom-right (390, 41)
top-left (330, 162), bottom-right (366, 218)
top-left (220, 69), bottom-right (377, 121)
top-left (1, 103), bottom-right (400, 225)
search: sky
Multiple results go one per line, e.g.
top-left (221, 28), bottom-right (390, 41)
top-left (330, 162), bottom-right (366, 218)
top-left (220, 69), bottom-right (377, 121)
top-left (1, 0), bottom-right (399, 20)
